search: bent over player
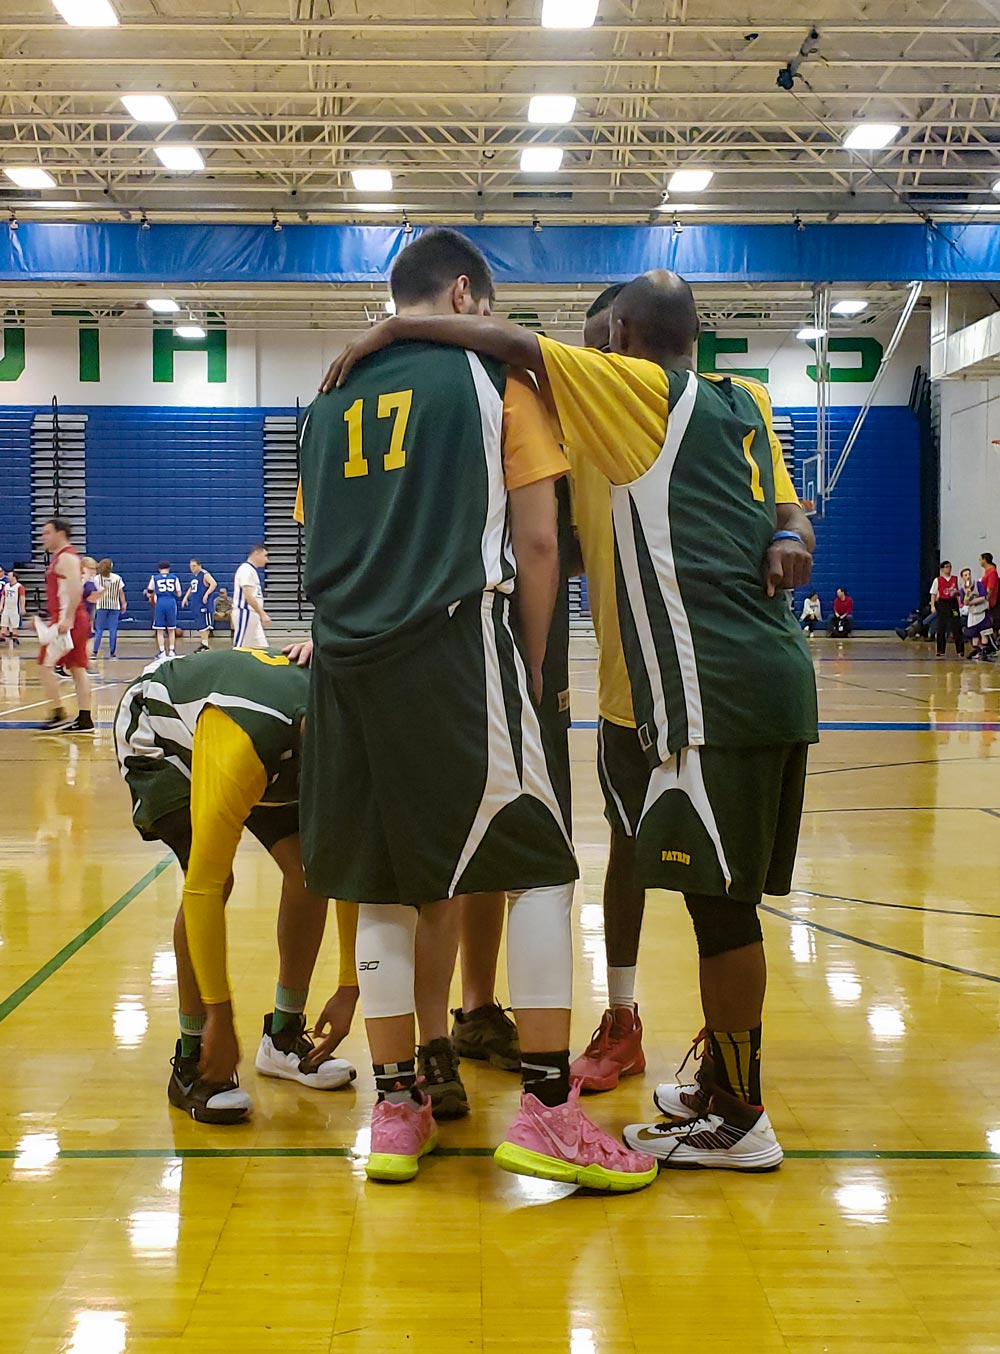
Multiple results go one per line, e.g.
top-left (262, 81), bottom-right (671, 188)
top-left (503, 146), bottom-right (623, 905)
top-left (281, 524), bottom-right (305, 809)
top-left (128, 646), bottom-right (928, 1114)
top-left (300, 227), bottom-right (656, 1190)
top-left (115, 647), bottom-right (359, 1124)
top-left (322, 267), bottom-right (819, 1172)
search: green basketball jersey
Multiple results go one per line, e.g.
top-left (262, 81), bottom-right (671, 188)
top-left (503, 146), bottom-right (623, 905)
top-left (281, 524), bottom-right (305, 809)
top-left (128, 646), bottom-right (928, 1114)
top-left (612, 369), bottom-right (819, 759)
top-left (300, 342), bottom-right (513, 661)
top-left (114, 649), bottom-right (310, 832)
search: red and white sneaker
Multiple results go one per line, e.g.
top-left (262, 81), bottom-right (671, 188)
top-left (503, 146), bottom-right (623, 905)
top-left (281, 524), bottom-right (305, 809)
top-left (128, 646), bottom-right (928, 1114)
top-left (365, 1094), bottom-right (438, 1183)
top-left (624, 1089), bottom-right (783, 1172)
top-left (494, 1085), bottom-right (658, 1193)
top-left (570, 1006), bottom-right (646, 1093)
top-left (652, 1029), bottom-right (714, 1121)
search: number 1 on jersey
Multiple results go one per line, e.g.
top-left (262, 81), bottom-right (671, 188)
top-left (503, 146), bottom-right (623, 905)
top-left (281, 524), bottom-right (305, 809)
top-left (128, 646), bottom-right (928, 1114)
top-left (342, 390), bottom-right (413, 479)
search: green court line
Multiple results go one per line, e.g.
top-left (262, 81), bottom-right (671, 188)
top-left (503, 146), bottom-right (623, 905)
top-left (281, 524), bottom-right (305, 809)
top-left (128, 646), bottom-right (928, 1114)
top-left (1, 1146), bottom-right (997, 1162)
top-left (0, 855), bottom-right (174, 1025)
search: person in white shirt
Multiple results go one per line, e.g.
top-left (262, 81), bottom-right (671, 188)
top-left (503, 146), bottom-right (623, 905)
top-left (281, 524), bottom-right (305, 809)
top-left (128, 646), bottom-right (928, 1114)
top-left (799, 591), bottom-right (822, 638)
top-left (232, 544), bottom-right (271, 650)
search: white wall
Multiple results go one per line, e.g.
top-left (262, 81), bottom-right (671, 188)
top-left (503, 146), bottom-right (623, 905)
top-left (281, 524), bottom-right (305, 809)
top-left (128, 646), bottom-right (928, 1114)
top-left (0, 315), bottom-right (929, 409)
top-left (939, 378), bottom-right (1000, 563)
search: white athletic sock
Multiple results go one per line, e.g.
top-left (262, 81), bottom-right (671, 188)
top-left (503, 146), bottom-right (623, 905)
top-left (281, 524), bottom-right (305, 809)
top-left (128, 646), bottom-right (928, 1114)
top-left (608, 966), bottom-right (637, 1010)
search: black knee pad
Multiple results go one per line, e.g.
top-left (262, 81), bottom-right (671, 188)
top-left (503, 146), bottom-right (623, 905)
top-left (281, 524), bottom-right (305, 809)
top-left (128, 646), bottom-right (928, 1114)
top-left (684, 893), bottom-right (762, 958)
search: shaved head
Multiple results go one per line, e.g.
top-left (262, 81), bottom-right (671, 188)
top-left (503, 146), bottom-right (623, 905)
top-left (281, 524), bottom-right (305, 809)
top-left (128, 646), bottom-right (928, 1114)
top-left (610, 269), bottom-right (700, 365)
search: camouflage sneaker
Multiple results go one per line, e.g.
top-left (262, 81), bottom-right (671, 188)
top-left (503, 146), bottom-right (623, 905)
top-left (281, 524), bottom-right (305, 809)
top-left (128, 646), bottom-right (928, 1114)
top-left (450, 1002), bottom-right (521, 1072)
top-left (417, 1037), bottom-right (469, 1120)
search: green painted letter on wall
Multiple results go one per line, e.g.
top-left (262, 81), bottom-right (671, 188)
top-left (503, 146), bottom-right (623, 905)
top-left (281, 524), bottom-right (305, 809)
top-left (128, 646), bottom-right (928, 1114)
top-left (0, 327), bottom-right (25, 382)
top-left (153, 327), bottom-right (227, 383)
top-left (697, 331), bottom-right (769, 383)
top-left (807, 337), bottom-right (883, 383)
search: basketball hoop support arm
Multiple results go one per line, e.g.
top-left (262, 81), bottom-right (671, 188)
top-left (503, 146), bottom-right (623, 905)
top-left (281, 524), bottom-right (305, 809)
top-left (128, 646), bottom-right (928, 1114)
top-left (825, 280), bottom-right (923, 501)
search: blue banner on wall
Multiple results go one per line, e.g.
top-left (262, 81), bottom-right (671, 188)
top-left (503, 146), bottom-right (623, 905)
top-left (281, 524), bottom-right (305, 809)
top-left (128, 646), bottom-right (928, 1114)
top-left (2, 220), bottom-right (1000, 285)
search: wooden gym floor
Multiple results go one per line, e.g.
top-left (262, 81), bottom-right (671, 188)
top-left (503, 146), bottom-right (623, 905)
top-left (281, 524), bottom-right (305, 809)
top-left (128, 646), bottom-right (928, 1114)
top-left (1, 633), bottom-right (999, 1353)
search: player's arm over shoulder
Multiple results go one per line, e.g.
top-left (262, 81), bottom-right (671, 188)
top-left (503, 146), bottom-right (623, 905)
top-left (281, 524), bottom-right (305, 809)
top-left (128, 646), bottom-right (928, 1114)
top-left (501, 369), bottom-right (569, 489)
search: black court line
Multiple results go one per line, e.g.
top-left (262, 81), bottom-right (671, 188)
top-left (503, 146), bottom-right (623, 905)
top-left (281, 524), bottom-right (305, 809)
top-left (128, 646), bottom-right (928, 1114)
top-left (761, 905), bottom-right (1000, 985)
top-left (792, 888), bottom-right (1000, 921)
top-left (815, 671), bottom-right (932, 709)
top-left (808, 754), bottom-right (992, 778)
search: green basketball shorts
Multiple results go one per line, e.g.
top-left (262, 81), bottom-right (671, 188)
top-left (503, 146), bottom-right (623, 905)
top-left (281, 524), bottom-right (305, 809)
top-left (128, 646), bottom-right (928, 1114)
top-left (301, 592), bottom-right (578, 904)
top-left (634, 742), bottom-right (810, 904)
top-left (597, 717), bottom-right (649, 838)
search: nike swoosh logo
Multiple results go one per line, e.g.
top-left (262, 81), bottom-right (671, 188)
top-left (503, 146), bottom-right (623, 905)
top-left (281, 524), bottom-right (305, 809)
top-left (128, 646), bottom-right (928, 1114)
top-left (633, 1126), bottom-right (678, 1142)
top-left (534, 1118), bottom-right (581, 1157)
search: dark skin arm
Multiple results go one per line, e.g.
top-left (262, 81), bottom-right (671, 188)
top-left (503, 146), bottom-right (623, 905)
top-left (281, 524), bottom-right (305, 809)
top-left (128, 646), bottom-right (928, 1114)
top-left (765, 502), bottom-right (815, 596)
top-left (321, 315), bottom-right (544, 391)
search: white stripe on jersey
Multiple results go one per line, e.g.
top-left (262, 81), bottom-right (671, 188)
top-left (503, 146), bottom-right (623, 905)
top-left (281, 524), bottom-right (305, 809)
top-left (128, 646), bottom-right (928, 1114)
top-left (465, 352), bottom-right (513, 595)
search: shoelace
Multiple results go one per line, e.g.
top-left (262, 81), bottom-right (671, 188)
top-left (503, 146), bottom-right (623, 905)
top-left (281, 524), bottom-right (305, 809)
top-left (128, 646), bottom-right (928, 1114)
top-left (423, 1048), bottom-right (457, 1082)
top-left (581, 1013), bottom-right (613, 1057)
top-left (674, 1027), bottom-right (708, 1081)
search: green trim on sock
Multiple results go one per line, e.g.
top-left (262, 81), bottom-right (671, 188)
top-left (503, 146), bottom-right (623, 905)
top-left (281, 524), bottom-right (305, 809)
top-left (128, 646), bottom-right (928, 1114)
top-left (179, 1012), bottom-right (205, 1060)
top-left (272, 984), bottom-right (309, 1035)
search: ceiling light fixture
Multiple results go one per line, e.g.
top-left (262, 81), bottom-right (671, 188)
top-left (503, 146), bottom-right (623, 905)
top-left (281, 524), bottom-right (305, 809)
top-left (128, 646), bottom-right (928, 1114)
top-left (843, 123), bottom-right (900, 150)
top-left (155, 146), bottom-right (204, 172)
top-left (52, 0), bottom-right (119, 26)
top-left (402, 211), bottom-right (413, 236)
top-left (8, 211), bottom-right (17, 232)
top-left (272, 210), bottom-right (282, 232)
top-left (667, 169), bottom-right (714, 193)
top-left (352, 168), bottom-right (393, 192)
top-left (175, 323), bottom-right (206, 340)
top-left (527, 95), bottom-right (577, 124)
top-left (146, 298), bottom-right (179, 313)
top-left (796, 326), bottom-right (827, 341)
top-left (5, 167), bottom-right (56, 189)
top-left (541, 0), bottom-right (599, 29)
top-left (832, 299), bottom-right (869, 316)
top-left (992, 179), bottom-right (1000, 195)
top-left (140, 209), bottom-right (150, 230)
top-left (532, 213), bottom-right (543, 232)
top-left (121, 95), bottom-right (177, 124)
top-left (385, 299), bottom-right (397, 315)
top-left (520, 147), bottom-right (564, 173)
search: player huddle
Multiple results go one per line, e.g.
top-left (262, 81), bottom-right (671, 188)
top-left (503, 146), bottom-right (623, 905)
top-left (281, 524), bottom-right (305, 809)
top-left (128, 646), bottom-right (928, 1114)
top-left (115, 228), bottom-right (818, 1194)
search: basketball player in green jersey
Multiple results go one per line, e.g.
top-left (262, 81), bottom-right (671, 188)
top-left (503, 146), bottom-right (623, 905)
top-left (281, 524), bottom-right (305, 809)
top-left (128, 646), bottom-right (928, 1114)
top-left (299, 228), bottom-right (657, 1191)
top-left (321, 268), bottom-right (819, 1172)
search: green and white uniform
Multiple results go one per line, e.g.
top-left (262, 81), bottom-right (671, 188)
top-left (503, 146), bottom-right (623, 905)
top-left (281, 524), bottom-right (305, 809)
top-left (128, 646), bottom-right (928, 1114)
top-left (115, 648), bottom-right (308, 848)
top-left (299, 341), bottom-right (577, 904)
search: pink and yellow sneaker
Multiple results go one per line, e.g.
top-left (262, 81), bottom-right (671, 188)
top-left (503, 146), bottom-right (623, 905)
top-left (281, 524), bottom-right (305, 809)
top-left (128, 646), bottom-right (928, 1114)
top-left (365, 1094), bottom-right (439, 1183)
top-left (494, 1085), bottom-right (658, 1193)
top-left (570, 1006), bottom-right (646, 1093)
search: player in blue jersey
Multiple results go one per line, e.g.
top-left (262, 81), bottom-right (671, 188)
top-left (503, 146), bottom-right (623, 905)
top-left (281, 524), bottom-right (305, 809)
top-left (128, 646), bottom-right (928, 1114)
top-left (181, 557), bottom-right (218, 653)
top-left (146, 561), bottom-right (182, 659)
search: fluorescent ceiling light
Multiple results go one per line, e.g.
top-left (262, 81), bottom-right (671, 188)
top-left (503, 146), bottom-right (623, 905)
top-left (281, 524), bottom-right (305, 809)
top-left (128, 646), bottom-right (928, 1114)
top-left (121, 95), bottom-right (177, 124)
top-left (175, 324), bottom-right (206, 339)
top-left (52, 0), bottom-right (119, 25)
top-left (993, 179), bottom-right (1000, 195)
top-left (796, 326), bottom-right (827, 341)
top-left (832, 299), bottom-right (869, 316)
top-left (385, 299), bottom-right (397, 315)
top-left (541, 0), bottom-right (599, 28)
top-left (520, 147), bottom-right (564, 173)
top-left (146, 298), bottom-right (180, 313)
top-left (155, 146), bottom-right (204, 172)
top-left (843, 123), bottom-right (900, 150)
top-left (527, 95), bottom-right (576, 125)
top-left (327, 201), bottom-right (397, 212)
top-left (31, 200), bottom-right (82, 209)
top-left (352, 169), bottom-right (393, 192)
top-left (5, 167), bottom-right (56, 189)
top-left (668, 169), bottom-right (714, 193)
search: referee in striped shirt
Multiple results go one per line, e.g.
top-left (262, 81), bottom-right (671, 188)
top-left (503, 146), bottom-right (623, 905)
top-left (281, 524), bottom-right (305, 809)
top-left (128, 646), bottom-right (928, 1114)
top-left (92, 559), bottom-right (127, 659)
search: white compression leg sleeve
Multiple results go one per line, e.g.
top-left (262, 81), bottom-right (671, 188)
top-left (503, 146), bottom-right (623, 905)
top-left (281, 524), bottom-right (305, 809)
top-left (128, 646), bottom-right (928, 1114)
top-left (355, 903), bottom-right (418, 1019)
top-left (506, 882), bottom-right (574, 1010)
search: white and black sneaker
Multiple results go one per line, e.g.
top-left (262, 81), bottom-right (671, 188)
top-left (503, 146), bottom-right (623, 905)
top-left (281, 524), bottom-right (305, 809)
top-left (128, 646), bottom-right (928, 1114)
top-left (624, 1091), bottom-right (783, 1171)
top-left (653, 1030), bottom-right (714, 1121)
top-left (57, 715), bottom-right (95, 736)
top-left (255, 1012), bottom-right (356, 1091)
top-left (168, 1040), bottom-right (253, 1124)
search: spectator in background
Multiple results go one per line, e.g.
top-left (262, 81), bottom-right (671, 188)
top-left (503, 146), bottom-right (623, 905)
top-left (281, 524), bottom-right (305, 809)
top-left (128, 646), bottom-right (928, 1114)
top-left (981, 552), bottom-right (999, 653)
top-left (800, 591), bottom-right (822, 637)
top-left (827, 587), bottom-right (854, 638)
top-left (92, 558), bottom-right (127, 659)
top-left (0, 570), bottom-right (23, 647)
top-left (963, 568), bottom-right (994, 661)
top-left (213, 588), bottom-right (233, 632)
top-left (146, 561), bottom-right (182, 660)
top-left (930, 561), bottom-right (964, 658)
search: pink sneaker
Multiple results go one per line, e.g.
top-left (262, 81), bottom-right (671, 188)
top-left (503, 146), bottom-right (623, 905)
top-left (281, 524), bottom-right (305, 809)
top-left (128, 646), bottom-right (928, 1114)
top-left (365, 1095), bottom-right (438, 1183)
top-left (494, 1085), bottom-right (658, 1193)
top-left (570, 1006), bottom-right (646, 1093)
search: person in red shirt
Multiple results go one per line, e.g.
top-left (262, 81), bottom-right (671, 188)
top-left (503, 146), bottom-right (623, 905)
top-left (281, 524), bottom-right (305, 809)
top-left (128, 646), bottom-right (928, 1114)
top-left (827, 587), bottom-right (854, 638)
top-left (930, 560), bottom-right (964, 658)
top-left (37, 517), bottom-right (94, 733)
top-left (981, 552), bottom-right (999, 652)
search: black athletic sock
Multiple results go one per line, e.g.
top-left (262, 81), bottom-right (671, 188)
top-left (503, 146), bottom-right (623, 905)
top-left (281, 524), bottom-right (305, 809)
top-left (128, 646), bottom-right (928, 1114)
top-left (75, 711), bottom-right (94, 729)
top-left (520, 1050), bottom-right (571, 1107)
top-left (709, 1027), bottom-right (762, 1106)
top-left (373, 1058), bottom-right (421, 1105)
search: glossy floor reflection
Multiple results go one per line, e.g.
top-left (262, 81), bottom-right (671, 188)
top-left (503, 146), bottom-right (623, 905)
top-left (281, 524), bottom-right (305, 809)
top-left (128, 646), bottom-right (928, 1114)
top-left (2, 636), bottom-right (1000, 1353)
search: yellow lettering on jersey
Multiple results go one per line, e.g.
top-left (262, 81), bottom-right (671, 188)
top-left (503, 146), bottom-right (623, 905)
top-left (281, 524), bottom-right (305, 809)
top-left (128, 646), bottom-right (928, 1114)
top-left (343, 398), bottom-right (369, 478)
top-left (378, 389), bottom-right (412, 472)
top-left (661, 850), bottom-right (691, 865)
top-left (249, 652), bottom-right (290, 667)
top-left (742, 429), bottom-right (765, 502)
